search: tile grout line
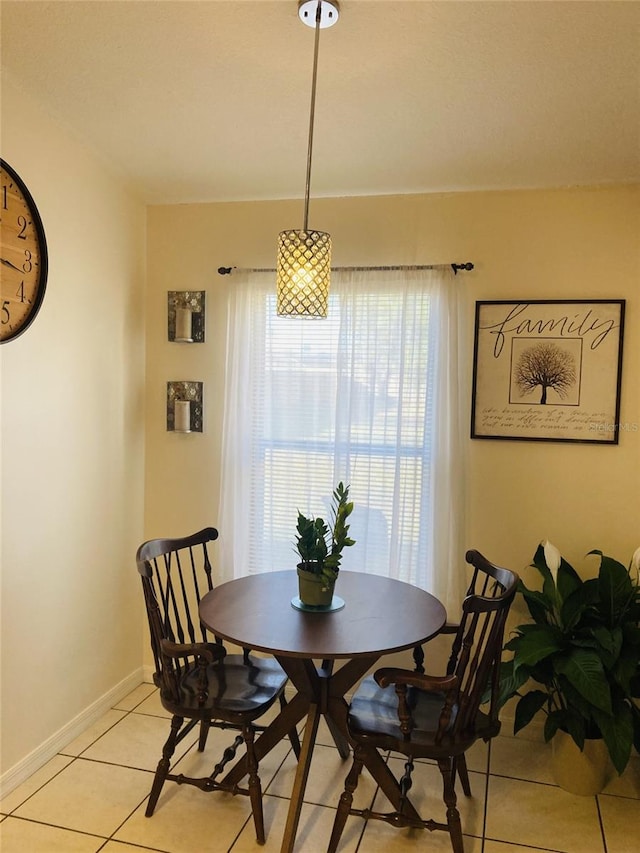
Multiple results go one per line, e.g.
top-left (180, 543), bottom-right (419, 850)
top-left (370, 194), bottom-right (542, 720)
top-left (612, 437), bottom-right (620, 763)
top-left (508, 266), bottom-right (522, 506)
top-left (595, 794), bottom-right (609, 853)
top-left (482, 835), bottom-right (568, 853)
top-left (480, 738), bottom-right (492, 852)
top-left (1, 813), bottom-right (111, 845)
top-left (1, 755), bottom-right (80, 818)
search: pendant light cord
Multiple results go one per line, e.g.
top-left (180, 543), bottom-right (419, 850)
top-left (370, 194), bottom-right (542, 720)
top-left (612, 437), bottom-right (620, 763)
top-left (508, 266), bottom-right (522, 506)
top-left (303, 0), bottom-right (323, 231)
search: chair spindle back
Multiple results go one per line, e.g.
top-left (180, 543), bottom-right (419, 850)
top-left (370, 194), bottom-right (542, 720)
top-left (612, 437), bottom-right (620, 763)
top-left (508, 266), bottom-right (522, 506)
top-left (442, 550), bottom-right (517, 737)
top-left (136, 527), bottom-right (219, 687)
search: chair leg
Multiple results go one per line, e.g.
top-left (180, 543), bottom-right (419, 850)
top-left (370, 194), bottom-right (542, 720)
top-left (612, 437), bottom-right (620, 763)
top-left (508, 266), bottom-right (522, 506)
top-left (455, 753), bottom-right (472, 797)
top-left (280, 693), bottom-right (301, 759)
top-left (438, 758), bottom-right (464, 853)
top-left (243, 724), bottom-right (265, 845)
top-left (146, 715), bottom-right (183, 817)
top-left (198, 719), bottom-right (211, 752)
top-left (328, 747), bottom-right (365, 853)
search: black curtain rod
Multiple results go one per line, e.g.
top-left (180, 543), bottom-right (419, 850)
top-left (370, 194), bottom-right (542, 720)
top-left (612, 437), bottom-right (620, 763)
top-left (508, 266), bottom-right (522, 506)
top-left (218, 262), bottom-right (474, 276)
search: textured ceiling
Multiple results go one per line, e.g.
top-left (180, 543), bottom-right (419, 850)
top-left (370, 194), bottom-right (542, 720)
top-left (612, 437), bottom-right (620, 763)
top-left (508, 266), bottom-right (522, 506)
top-left (2, 0), bottom-right (639, 204)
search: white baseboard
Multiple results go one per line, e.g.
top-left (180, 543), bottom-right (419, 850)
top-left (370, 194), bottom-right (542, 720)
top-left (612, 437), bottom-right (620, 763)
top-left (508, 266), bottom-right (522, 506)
top-left (0, 667), bottom-right (145, 797)
top-left (142, 663), bottom-right (155, 683)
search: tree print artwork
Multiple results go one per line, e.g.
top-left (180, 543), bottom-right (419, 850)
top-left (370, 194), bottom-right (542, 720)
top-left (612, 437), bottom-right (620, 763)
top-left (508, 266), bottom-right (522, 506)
top-left (514, 341), bottom-right (577, 404)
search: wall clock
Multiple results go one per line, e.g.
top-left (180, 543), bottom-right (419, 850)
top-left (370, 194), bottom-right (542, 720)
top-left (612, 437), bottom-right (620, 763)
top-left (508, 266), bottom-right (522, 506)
top-left (1, 159), bottom-right (48, 343)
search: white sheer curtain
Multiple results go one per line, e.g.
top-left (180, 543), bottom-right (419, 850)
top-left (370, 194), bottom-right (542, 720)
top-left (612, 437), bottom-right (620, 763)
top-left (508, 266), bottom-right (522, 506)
top-left (218, 267), bottom-right (468, 611)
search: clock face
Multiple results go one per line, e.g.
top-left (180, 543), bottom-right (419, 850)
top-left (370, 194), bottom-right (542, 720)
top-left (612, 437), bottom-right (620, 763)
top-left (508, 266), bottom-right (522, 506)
top-left (0, 160), bottom-right (48, 343)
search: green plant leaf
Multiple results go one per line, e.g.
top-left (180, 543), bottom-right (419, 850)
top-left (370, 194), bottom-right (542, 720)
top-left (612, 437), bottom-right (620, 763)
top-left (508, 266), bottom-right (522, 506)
top-left (559, 595), bottom-right (582, 631)
top-left (519, 583), bottom-right (552, 624)
top-left (510, 624), bottom-right (564, 671)
top-left (556, 676), bottom-right (602, 733)
top-left (556, 558), bottom-right (582, 603)
top-left (563, 712), bottom-right (587, 748)
top-left (560, 581), bottom-right (598, 631)
top-left (613, 631), bottom-right (640, 694)
top-left (555, 650), bottom-right (612, 714)
top-left (545, 709), bottom-right (586, 748)
top-left (569, 636), bottom-right (600, 650)
top-left (525, 658), bottom-right (556, 688)
top-left (593, 625), bottom-right (622, 670)
top-left (544, 712), bottom-right (560, 742)
top-left (513, 690), bottom-right (547, 734)
top-left (496, 658), bottom-right (531, 708)
top-left (597, 554), bottom-right (633, 626)
top-left (592, 702), bottom-right (634, 775)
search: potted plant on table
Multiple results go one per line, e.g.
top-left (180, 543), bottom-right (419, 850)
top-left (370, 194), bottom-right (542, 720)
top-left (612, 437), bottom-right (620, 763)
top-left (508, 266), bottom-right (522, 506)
top-left (295, 482), bottom-right (355, 607)
top-left (497, 540), bottom-right (640, 794)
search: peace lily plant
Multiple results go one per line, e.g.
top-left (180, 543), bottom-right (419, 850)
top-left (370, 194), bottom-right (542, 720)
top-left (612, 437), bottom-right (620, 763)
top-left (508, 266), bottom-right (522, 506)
top-left (498, 540), bottom-right (640, 775)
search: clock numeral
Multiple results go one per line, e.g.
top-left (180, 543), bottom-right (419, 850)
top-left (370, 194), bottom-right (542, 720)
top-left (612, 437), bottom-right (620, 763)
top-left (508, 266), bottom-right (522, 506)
top-left (22, 250), bottom-right (32, 273)
top-left (17, 215), bottom-right (28, 239)
top-left (17, 281), bottom-right (29, 303)
top-left (1, 300), bottom-right (10, 325)
top-left (1, 185), bottom-right (7, 210)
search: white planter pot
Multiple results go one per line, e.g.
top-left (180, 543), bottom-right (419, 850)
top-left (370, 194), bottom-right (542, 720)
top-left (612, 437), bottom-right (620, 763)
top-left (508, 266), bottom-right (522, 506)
top-left (551, 729), bottom-right (614, 795)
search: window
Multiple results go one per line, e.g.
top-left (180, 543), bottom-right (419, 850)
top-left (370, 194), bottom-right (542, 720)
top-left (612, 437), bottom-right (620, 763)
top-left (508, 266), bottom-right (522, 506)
top-left (219, 268), bottom-right (468, 610)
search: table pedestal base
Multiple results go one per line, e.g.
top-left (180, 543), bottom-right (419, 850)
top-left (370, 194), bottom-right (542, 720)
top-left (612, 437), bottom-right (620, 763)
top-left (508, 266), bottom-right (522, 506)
top-left (222, 655), bottom-right (379, 853)
top-left (277, 655), bottom-right (378, 853)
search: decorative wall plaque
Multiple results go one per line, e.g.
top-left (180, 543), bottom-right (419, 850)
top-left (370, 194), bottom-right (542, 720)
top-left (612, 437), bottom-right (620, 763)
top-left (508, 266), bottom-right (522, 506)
top-left (166, 381), bottom-right (204, 433)
top-left (168, 291), bottom-right (205, 342)
top-left (471, 300), bottom-right (626, 444)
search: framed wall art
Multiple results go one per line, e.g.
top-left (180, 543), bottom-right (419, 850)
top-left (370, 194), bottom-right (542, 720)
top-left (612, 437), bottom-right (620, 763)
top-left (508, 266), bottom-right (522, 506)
top-left (471, 300), bottom-right (626, 444)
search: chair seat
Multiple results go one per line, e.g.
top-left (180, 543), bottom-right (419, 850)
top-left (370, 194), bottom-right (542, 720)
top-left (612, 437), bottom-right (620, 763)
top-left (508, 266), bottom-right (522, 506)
top-left (348, 675), bottom-right (496, 755)
top-left (159, 654), bottom-right (288, 719)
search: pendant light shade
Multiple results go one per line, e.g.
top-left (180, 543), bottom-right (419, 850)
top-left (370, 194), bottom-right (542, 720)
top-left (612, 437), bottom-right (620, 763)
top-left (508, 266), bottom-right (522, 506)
top-left (276, 229), bottom-right (331, 316)
top-left (276, 0), bottom-right (338, 318)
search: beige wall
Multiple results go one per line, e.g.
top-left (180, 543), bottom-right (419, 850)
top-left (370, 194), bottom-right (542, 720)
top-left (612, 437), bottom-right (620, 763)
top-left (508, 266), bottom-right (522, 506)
top-left (0, 76), bottom-right (146, 779)
top-left (146, 186), bottom-right (639, 629)
top-left (2, 67), bottom-right (637, 779)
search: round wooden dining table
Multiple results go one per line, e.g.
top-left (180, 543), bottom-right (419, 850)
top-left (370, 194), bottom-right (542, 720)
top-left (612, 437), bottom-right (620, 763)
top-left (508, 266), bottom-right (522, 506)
top-left (199, 569), bottom-right (447, 853)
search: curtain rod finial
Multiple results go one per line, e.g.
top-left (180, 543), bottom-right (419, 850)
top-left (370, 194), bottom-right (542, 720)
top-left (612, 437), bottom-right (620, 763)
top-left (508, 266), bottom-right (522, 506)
top-left (451, 262), bottom-right (474, 275)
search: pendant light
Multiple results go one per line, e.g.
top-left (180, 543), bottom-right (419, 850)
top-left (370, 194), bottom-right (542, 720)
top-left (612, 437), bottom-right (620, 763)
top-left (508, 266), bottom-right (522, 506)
top-left (276, 0), bottom-right (339, 317)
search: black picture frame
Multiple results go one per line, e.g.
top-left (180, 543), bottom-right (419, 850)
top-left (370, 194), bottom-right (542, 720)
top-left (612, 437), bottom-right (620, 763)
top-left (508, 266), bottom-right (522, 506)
top-left (471, 300), bottom-right (626, 444)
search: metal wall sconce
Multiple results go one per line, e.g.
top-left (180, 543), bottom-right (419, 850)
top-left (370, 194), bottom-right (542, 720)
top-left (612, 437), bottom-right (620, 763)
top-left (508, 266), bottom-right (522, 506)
top-left (168, 291), bottom-right (206, 342)
top-left (167, 381), bottom-right (203, 433)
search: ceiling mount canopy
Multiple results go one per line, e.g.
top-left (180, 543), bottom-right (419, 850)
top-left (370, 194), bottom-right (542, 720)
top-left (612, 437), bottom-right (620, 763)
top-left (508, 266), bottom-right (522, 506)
top-left (298, 0), bottom-right (339, 28)
top-left (276, 0), bottom-right (339, 318)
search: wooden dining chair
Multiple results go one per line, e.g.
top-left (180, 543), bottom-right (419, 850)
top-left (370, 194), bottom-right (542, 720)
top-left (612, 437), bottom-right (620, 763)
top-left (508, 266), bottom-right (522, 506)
top-left (327, 550), bottom-right (518, 853)
top-left (136, 526), bottom-right (300, 844)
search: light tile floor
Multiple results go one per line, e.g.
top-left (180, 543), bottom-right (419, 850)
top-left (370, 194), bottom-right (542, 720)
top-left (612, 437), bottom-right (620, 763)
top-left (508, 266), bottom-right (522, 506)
top-left (1, 683), bottom-right (639, 852)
